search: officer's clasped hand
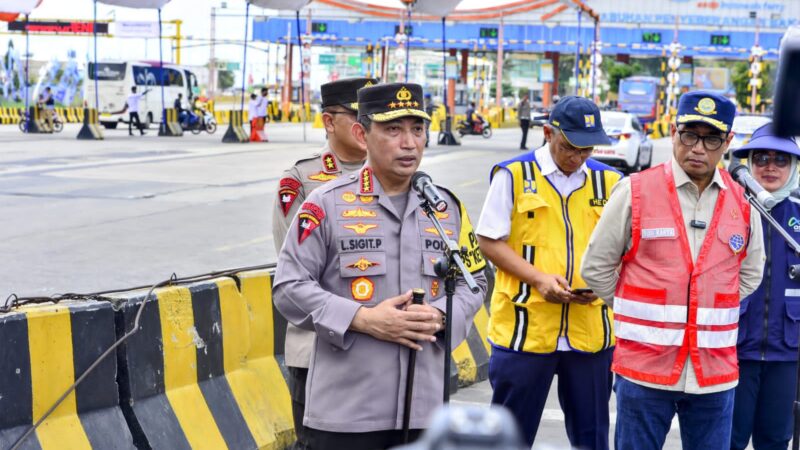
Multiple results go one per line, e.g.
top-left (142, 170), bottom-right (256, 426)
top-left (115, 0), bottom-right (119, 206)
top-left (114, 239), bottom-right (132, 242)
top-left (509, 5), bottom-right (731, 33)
top-left (350, 290), bottom-right (442, 351)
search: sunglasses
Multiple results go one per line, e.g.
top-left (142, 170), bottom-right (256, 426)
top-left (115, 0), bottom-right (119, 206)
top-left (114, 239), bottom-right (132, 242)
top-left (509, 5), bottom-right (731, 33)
top-left (753, 152), bottom-right (791, 168)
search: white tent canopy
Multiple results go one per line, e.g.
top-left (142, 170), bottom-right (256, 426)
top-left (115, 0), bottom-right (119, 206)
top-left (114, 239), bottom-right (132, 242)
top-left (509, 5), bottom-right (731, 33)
top-left (411, 0), bottom-right (462, 17)
top-left (248, 0), bottom-right (311, 10)
top-left (0, 0), bottom-right (38, 14)
top-left (95, 0), bottom-right (171, 8)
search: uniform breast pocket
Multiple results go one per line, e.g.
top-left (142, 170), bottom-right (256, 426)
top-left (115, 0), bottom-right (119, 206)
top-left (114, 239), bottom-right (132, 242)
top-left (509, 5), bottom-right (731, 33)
top-left (339, 252), bottom-right (387, 305)
top-left (516, 193), bottom-right (550, 245)
top-left (638, 218), bottom-right (679, 259)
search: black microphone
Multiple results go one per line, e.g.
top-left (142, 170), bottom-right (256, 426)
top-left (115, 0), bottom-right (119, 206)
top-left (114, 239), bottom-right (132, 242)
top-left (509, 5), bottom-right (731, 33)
top-left (412, 171), bottom-right (448, 212)
top-left (731, 164), bottom-right (778, 209)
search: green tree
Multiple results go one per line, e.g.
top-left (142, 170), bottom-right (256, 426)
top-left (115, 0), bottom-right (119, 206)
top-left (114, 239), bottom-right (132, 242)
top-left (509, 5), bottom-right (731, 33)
top-left (604, 61), bottom-right (644, 94)
top-left (218, 70), bottom-right (235, 91)
top-left (732, 60), bottom-right (772, 111)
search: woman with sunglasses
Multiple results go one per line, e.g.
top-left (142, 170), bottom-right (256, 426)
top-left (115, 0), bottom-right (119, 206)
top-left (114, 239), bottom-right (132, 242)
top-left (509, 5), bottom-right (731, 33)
top-left (730, 123), bottom-right (800, 450)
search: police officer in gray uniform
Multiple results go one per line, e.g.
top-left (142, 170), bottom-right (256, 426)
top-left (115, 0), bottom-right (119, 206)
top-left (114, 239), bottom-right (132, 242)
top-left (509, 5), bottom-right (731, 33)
top-left (272, 77), bottom-right (377, 449)
top-left (273, 82), bottom-right (488, 450)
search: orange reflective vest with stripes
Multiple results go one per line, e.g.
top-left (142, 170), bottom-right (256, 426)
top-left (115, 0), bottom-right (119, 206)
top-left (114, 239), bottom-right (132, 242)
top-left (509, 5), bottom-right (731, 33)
top-left (613, 163), bottom-right (750, 387)
top-left (487, 153), bottom-right (622, 353)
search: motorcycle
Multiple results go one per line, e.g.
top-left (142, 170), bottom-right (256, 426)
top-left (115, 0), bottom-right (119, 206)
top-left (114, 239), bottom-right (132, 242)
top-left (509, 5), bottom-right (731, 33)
top-left (19, 110), bottom-right (63, 133)
top-left (181, 109), bottom-right (217, 134)
top-left (456, 116), bottom-right (492, 138)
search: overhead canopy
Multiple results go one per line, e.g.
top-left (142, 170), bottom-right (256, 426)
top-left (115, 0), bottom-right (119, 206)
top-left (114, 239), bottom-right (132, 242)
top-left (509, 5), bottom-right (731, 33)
top-left (314, 0), bottom-right (599, 22)
top-left (0, 0), bottom-right (38, 14)
top-left (410, 0), bottom-right (462, 17)
top-left (249, 0), bottom-right (311, 10)
top-left (96, 0), bottom-right (171, 9)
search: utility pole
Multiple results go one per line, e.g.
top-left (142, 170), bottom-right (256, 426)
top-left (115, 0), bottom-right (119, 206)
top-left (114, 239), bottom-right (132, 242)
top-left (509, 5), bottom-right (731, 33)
top-left (494, 15), bottom-right (504, 107)
top-left (749, 11), bottom-right (763, 114)
top-left (209, 6), bottom-right (217, 97)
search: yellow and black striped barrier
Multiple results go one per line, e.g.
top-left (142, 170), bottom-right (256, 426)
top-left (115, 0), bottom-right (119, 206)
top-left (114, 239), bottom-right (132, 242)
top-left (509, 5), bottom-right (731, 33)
top-left (76, 108), bottom-right (104, 140)
top-left (0, 265), bottom-right (493, 447)
top-left (222, 110), bottom-right (248, 143)
top-left (0, 107), bottom-right (22, 124)
top-left (158, 108), bottom-right (184, 137)
top-left (0, 301), bottom-right (135, 448)
top-left (115, 270), bottom-right (294, 449)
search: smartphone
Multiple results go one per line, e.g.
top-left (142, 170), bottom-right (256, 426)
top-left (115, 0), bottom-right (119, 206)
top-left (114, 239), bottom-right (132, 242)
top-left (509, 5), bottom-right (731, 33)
top-left (571, 288), bottom-right (594, 295)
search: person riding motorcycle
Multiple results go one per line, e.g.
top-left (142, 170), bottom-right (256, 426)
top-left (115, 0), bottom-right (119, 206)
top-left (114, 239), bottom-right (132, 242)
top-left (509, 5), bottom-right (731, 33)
top-left (465, 101), bottom-right (480, 132)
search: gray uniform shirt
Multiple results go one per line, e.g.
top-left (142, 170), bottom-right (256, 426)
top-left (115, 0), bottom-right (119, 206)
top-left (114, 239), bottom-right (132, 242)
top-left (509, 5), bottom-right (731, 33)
top-left (580, 158), bottom-right (765, 394)
top-left (517, 99), bottom-right (531, 121)
top-left (273, 166), bottom-right (487, 432)
top-left (272, 145), bottom-right (364, 368)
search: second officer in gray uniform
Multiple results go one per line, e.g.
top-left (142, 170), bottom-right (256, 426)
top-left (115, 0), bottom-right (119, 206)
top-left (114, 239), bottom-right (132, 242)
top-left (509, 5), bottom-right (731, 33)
top-left (272, 77), bottom-right (376, 449)
top-left (274, 82), bottom-right (487, 450)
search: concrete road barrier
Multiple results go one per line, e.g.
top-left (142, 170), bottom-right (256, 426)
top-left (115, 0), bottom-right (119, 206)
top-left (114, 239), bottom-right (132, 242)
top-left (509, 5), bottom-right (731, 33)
top-left (76, 108), bottom-right (104, 140)
top-left (0, 301), bottom-right (135, 449)
top-left (0, 264), bottom-right (495, 449)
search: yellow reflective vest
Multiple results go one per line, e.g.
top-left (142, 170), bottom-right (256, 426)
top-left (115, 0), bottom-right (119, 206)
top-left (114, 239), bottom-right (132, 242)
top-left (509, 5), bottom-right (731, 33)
top-left (487, 153), bottom-right (622, 354)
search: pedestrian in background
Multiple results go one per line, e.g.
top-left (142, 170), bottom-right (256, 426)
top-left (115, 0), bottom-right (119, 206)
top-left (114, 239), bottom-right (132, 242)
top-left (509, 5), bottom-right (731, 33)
top-left (42, 86), bottom-right (55, 131)
top-left (258, 87), bottom-right (269, 142)
top-left (517, 93), bottom-right (531, 150)
top-left (477, 96), bottom-right (620, 449)
top-left (248, 92), bottom-right (263, 142)
top-left (581, 91), bottom-right (765, 450)
top-left (117, 85), bottom-right (149, 136)
top-left (729, 124), bottom-right (800, 450)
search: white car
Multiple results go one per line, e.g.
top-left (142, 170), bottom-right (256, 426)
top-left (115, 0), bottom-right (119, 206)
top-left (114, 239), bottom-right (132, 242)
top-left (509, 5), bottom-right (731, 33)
top-left (591, 111), bottom-right (654, 174)
top-left (724, 115), bottom-right (772, 165)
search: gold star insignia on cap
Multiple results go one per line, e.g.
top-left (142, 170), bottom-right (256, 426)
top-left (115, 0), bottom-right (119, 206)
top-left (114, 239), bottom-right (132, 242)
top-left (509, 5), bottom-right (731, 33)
top-left (413, 101), bottom-right (419, 107)
top-left (389, 102), bottom-right (397, 108)
top-left (363, 81), bottom-right (374, 88)
top-left (396, 87), bottom-right (412, 101)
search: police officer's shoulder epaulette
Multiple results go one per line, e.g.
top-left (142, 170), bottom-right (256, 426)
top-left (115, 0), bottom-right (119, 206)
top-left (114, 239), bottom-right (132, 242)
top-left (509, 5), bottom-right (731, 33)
top-left (289, 152), bottom-right (323, 170)
top-left (315, 170), bottom-right (359, 197)
top-left (789, 189), bottom-right (800, 204)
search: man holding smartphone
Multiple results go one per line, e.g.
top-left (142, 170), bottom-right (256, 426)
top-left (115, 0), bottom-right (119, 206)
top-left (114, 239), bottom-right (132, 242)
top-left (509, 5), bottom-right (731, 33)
top-left (476, 96), bottom-right (622, 449)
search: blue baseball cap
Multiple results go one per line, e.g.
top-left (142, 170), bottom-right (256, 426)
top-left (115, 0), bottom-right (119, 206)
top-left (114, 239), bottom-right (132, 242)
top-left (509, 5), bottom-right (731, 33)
top-left (548, 96), bottom-right (611, 148)
top-left (732, 122), bottom-right (800, 158)
top-left (676, 91), bottom-right (736, 134)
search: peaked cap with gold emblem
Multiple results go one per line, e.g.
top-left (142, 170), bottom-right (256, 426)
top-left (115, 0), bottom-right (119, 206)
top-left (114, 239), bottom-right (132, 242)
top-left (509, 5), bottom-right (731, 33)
top-left (676, 91), bottom-right (736, 133)
top-left (321, 77), bottom-right (378, 112)
top-left (357, 82), bottom-right (432, 122)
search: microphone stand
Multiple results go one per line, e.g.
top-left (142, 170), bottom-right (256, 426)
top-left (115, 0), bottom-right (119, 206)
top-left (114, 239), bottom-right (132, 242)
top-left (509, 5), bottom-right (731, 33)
top-left (402, 289), bottom-right (426, 443)
top-left (417, 199), bottom-right (480, 404)
top-left (743, 191), bottom-right (800, 450)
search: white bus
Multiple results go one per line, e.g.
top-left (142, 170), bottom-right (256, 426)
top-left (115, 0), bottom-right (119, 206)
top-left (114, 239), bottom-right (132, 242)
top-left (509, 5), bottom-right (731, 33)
top-left (86, 60), bottom-right (199, 129)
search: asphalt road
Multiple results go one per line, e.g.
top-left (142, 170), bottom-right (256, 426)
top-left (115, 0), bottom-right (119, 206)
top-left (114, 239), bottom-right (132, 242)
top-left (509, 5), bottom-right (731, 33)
top-left (0, 121), bottom-right (692, 449)
top-left (0, 122), bottom-right (673, 297)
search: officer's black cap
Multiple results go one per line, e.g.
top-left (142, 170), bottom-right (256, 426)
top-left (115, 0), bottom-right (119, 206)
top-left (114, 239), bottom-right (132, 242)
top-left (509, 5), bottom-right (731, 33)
top-left (321, 77), bottom-right (378, 112)
top-left (357, 82), bottom-right (431, 122)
